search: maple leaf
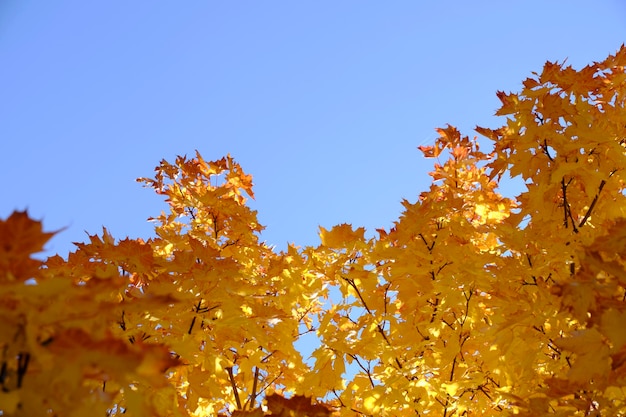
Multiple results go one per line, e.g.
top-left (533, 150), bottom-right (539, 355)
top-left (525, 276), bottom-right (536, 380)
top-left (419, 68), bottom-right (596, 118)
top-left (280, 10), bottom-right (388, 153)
top-left (494, 90), bottom-right (518, 116)
top-left (522, 77), bottom-right (540, 90)
top-left (319, 223), bottom-right (365, 248)
top-left (418, 144), bottom-right (440, 158)
top-left (0, 210), bottom-right (57, 282)
top-left (474, 125), bottom-right (500, 142)
top-left (435, 124), bottom-right (460, 143)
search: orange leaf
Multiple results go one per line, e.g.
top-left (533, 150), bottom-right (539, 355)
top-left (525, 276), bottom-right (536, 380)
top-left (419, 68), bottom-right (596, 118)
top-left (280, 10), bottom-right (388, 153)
top-left (418, 145), bottom-right (440, 158)
top-left (494, 90), bottom-right (518, 116)
top-left (0, 210), bottom-right (57, 281)
top-left (266, 394), bottom-right (332, 417)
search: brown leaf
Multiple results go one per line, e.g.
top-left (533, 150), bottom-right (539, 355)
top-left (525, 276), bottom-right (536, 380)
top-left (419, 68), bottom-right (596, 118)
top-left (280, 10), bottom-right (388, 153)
top-left (266, 394), bottom-right (332, 417)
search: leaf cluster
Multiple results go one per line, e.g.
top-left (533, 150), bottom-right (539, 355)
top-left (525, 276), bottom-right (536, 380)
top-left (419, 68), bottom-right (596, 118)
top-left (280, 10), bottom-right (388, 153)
top-left (2, 47), bottom-right (626, 416)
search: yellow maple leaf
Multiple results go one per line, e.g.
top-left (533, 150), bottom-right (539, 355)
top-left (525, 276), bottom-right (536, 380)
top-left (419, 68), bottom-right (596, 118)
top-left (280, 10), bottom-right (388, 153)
top-left (319, 223), bottom-right (365, 248)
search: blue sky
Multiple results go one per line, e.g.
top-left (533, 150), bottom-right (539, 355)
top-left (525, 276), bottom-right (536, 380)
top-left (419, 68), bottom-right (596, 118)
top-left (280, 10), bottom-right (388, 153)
top-left (2, 1), bottom-right (625, 257)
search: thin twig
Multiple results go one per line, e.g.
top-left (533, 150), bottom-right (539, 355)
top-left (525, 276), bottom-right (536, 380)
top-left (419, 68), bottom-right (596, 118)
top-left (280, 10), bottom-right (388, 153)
top-left (579, 179), bottom-right (607, 228)
top-left (342, 276), bottom-right (403, 369)
top-left (347, 353), bottom-right (375, 388)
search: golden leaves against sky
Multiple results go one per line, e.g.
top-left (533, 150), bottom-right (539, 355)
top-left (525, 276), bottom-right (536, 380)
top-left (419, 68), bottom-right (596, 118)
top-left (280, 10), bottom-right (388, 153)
top-left (2, 46), bottom-right (626, 417)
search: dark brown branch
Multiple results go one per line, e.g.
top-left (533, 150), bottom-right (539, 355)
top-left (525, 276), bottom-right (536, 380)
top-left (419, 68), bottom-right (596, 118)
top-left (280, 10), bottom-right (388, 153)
top-left (383, 284), bottom-right (390, 316)
top-left (261, 351), bottom-right (276, 363)
top-left (429, 297), bottom-right (440, 323)
top-left (547, 340), bottom-right (561, 356)
top-left (0, 360), bottom-right (7, 387)
top-left (578, 179), bottom-right (607, 228)
top-left (226, 367), bottom-right (242, 410)
top-left (211, 212), bottom-right (220, 240)
top-left (416, 326), bottom-right (430, 341)
top-left (332, 389), bottom-right (346, 407)
top-left (178, 187), bottom-right (197, 221)
top-left (297, 326), bottom-right (317, 337)
top-left (477, 385), bottom-right (493, 401)
top-left (449, 356), bottom-right (457, 382)
top-left (17, 352), bottom-right (30, 388)
top-left (542, 139), bottom-right (554, 161)
top-left (460, 289), bottom-right (473, 327)
top-left (522, 276), bottom-right (538, 286)
top-left (442, 318), bottom-right (456, 330)
top-left (257, 372), bottom-right (282, 396)
top-left (561, 177), bottom-right (578, 233)
top-left (248, 366), bottom-right (260, 410)
top-left (437, 262), bottom-right (452, 275)
top-left (342, 277), bottom-right (373, 316)
top-left (561, 178), bottom-right (569, 229)
top-left (188, 316), bottom-right (197, 335)
top-left (347, 353), bottom-right (375, 388)
top-left (418, 234), bottom-right (435, 252)
top-left (118, 311), bottom-right (126, 331)
top-left (342, 276), bottom-right (402, 369)
top-left (186, 206), bottom-right (196, 221)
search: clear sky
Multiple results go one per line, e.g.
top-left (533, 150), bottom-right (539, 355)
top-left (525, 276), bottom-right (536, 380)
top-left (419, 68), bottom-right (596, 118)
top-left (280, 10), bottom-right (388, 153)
top-left (2, 1), bottom-right (625, 257)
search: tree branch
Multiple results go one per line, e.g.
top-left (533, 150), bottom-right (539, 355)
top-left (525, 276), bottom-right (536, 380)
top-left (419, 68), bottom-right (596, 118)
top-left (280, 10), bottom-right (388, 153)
top-left (226, 367), bottom-right (242, 410)
top-left (347, 353), bottom-right (375, 388)
top-left (342, 276), bottom-right (403, 369)
top-left (561, 177), bottom-right (578, 233)
top-left (578, 179), bottom-right (607, 228)
top-left (247, 366), bottom-right (260, 410)
top-left (542, 139), bottom-right (554, 161)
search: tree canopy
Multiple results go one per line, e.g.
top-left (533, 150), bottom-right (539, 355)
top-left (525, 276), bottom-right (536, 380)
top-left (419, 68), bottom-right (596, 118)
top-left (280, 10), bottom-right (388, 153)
top-left (2, 46), bottom-right (626, 416)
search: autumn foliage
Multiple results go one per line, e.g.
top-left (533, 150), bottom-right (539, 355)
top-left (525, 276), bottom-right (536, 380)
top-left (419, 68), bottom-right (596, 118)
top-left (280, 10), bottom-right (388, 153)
top-left (2, 46), bottom-right (626, 416)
